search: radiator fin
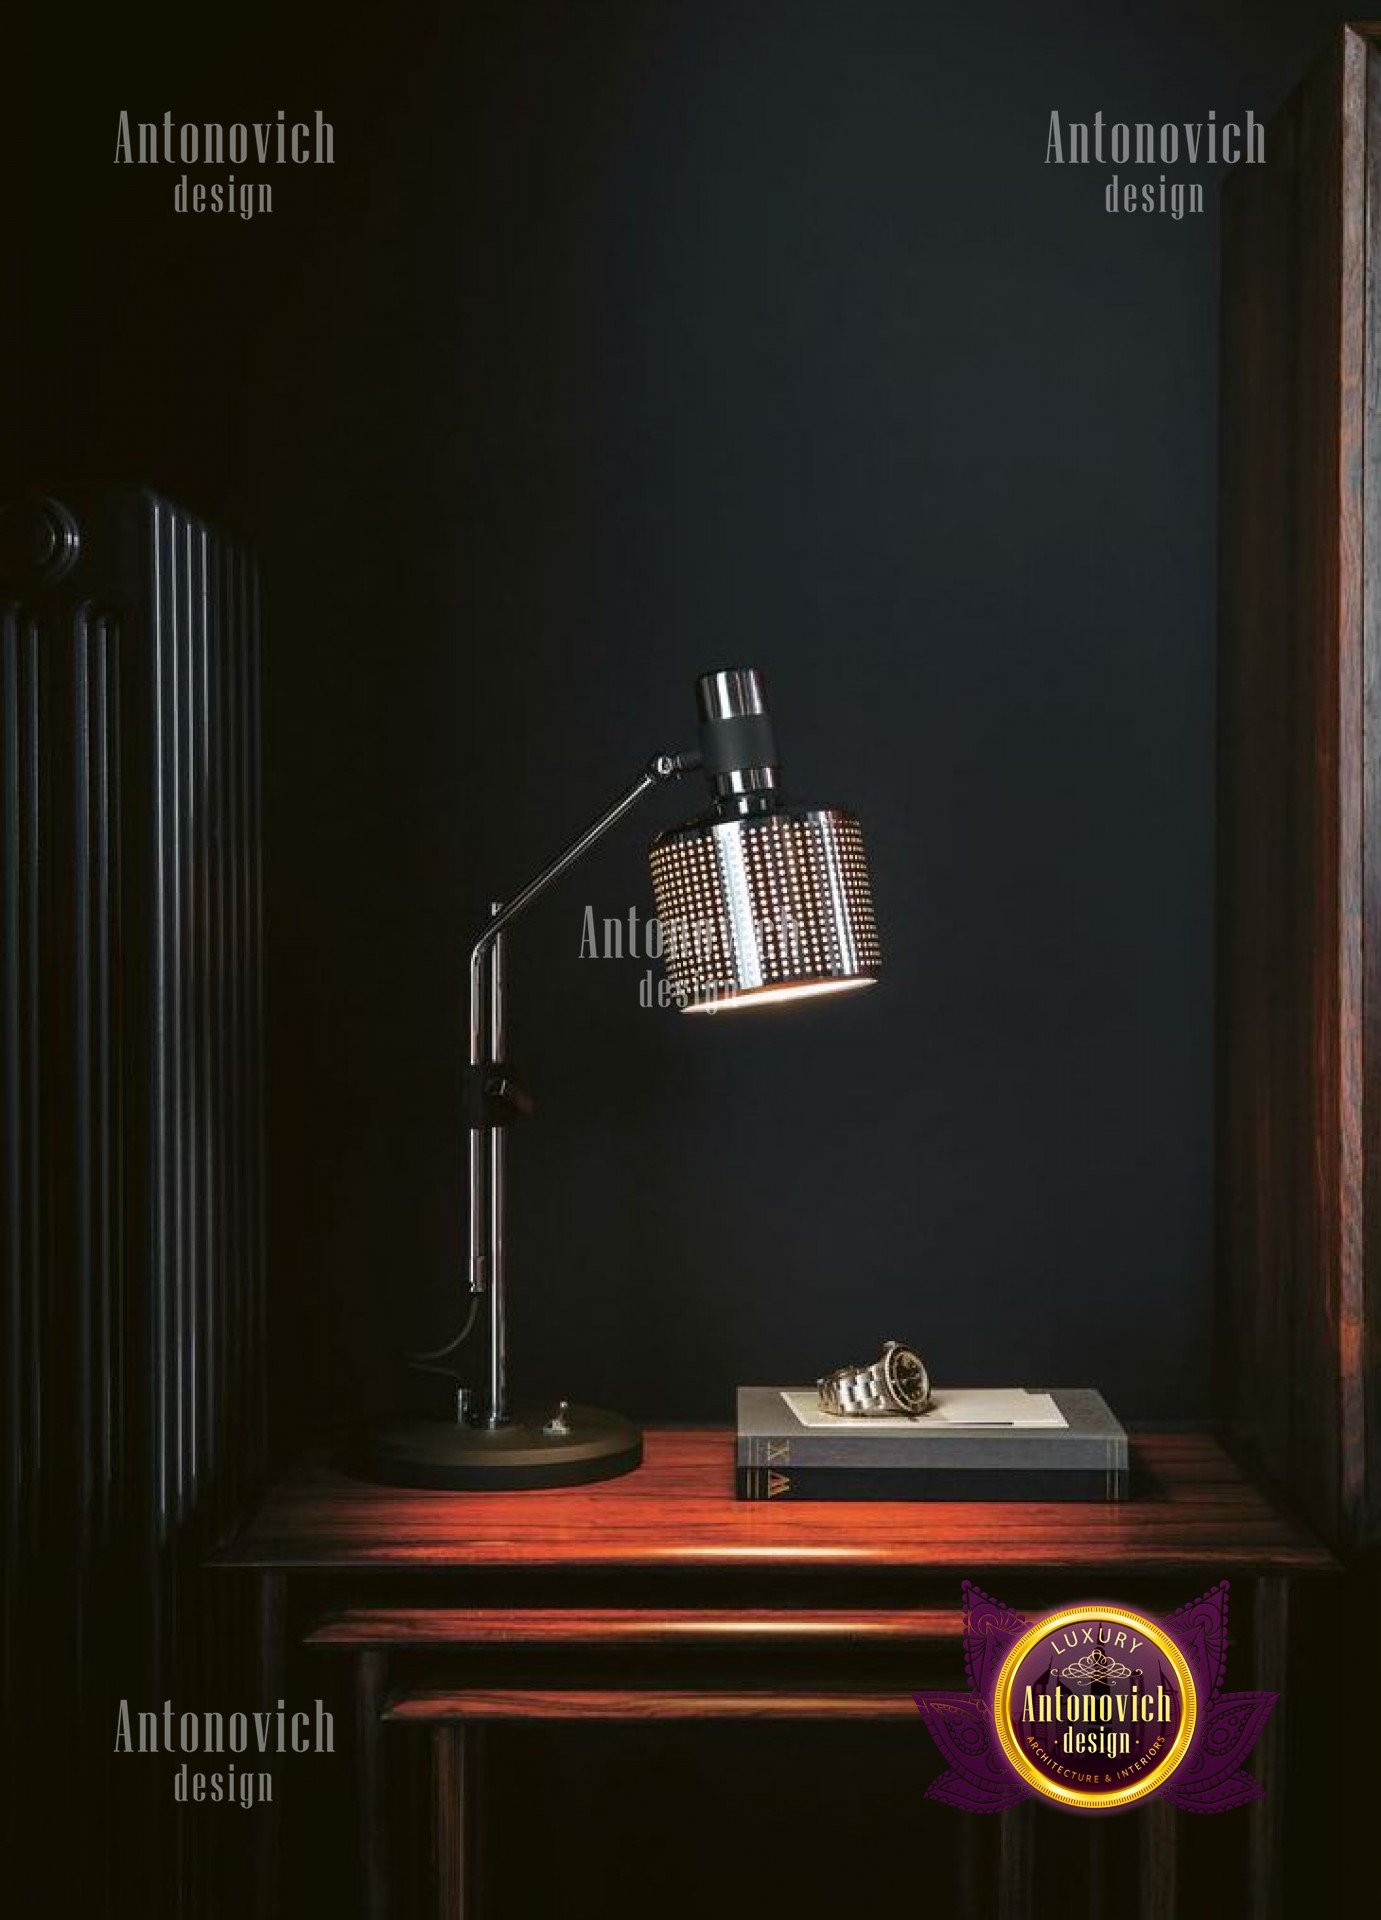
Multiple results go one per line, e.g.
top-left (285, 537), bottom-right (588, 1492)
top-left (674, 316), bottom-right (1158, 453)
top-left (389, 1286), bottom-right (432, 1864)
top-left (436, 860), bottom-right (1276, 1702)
top-left (1, 490), bottom-right (266, 1917)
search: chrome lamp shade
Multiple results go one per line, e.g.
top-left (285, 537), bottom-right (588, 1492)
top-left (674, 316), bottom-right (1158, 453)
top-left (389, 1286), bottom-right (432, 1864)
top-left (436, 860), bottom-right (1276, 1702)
top-left (649, 665), bottom-right (880, 1012)
top-left (649, 807), bottom-right (880, 1012)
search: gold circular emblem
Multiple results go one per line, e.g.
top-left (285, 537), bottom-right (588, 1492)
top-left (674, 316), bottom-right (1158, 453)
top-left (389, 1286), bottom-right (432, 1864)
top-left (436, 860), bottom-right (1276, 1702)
top-left (990, 1603), bottom-right (1199, 1810)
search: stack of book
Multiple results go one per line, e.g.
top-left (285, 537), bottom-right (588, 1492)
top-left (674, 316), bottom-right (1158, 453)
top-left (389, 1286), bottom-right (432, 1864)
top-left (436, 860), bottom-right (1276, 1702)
top-left (735, 1386), bottom-right (1128, 1502)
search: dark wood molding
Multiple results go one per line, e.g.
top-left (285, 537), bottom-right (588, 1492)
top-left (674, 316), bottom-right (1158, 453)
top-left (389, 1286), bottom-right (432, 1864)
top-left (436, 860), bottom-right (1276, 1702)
top-left (1218, 23), bottom-right (1381, 1546)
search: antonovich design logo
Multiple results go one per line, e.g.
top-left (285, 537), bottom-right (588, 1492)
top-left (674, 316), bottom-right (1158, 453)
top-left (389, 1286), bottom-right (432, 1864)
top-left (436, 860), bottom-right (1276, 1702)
top-left (113, 110), bottom-right (335, 220)
top-left (914, 1580), bottom-right (1275, 1814)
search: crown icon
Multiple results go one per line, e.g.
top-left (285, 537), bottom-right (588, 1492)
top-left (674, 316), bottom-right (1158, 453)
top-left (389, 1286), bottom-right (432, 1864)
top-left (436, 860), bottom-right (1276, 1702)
top-left (1061, 1647), bottom-right (1133, 1682)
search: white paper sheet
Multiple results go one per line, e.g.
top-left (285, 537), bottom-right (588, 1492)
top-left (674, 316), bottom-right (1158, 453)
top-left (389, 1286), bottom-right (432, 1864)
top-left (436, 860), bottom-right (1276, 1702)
top-left (779, 1387), bottom-right (1068, 1431)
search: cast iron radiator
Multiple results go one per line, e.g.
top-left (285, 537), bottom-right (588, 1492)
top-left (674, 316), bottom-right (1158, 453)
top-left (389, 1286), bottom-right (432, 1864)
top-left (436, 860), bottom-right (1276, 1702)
top-left (1, 489), bottom-right (266, 1915)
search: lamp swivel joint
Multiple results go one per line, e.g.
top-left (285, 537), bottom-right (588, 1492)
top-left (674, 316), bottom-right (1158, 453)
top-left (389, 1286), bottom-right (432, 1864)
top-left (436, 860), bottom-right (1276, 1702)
top-left (462, 1061), bottom-right (534, 1129)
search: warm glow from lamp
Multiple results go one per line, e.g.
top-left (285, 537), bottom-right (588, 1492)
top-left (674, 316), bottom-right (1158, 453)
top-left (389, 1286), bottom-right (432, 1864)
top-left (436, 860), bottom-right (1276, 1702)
top-left (681, 976), bottom-right (877, 1014)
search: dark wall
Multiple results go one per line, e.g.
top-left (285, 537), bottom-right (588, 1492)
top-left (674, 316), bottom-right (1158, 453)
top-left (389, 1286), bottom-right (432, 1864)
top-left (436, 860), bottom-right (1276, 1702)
top-left (1, 0), bottom-right (1354, 1440)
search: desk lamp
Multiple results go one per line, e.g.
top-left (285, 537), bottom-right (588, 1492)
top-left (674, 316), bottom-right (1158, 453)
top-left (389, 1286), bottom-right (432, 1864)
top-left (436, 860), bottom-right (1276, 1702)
top-left (365, 668), bottom-right (880, 1489)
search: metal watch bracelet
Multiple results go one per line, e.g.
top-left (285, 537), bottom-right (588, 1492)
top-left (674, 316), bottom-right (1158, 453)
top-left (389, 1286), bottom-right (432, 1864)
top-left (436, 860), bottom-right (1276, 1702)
top-left (816, 1341), bottom-right (932, 1417)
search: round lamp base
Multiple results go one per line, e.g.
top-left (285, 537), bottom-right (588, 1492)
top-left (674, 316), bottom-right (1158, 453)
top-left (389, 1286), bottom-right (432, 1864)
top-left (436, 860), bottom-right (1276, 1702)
top-left (350, 1404), bottom-right (642, 1491)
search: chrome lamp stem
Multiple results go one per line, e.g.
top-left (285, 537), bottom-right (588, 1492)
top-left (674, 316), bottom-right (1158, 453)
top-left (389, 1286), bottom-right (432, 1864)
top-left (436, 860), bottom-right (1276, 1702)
top-left (463, 753), bottom-right (699, 1428)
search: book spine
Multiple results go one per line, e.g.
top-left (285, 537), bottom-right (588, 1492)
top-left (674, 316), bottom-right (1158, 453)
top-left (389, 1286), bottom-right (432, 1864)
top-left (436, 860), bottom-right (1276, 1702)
top-left (735, 1465), bottom-right (1128, 1502)
top-left (737, 1432), bottom-right (1128, 1474)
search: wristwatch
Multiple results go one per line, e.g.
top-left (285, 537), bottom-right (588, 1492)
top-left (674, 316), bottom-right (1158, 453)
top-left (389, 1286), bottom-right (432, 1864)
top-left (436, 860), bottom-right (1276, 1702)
top-left (817, 1340), bottom-right (933, 1417)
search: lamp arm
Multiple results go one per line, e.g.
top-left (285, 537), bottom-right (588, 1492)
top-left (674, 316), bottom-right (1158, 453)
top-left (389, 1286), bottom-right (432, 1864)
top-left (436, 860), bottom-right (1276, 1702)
top-left (460, 748), bottom-right (701, 1379)
top-left (465, 749), bottom-right (701, 1066)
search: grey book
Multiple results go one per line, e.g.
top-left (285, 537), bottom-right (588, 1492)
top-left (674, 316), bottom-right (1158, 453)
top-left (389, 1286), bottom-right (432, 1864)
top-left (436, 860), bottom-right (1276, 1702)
top-left (735, 1387), bottom-right (1128, 1502)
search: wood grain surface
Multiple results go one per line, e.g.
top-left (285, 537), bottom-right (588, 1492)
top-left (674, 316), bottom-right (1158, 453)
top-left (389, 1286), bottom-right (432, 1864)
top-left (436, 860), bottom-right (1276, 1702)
top-left (306, 1606), bottom-right (966, 1646)
top-left (387, 1686), bottom-right (923, 1722)
top-left (211, 1429), bottom-right (1333, 1575)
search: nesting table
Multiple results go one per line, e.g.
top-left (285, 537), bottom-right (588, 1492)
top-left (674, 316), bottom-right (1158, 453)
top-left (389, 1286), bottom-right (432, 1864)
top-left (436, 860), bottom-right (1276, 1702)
top-left (211, 1428), bottom-right (1335, 1919)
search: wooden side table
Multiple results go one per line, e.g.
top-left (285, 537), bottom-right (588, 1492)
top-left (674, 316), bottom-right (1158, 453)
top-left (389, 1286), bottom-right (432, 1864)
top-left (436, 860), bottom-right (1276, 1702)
top-left (211, 1428), bottom-right (1336, 1920)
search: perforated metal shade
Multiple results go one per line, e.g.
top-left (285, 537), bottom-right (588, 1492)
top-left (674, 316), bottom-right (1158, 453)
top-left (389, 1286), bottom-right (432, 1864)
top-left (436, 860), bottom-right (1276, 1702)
top-left (648, 803), bottom-right (880, 1013)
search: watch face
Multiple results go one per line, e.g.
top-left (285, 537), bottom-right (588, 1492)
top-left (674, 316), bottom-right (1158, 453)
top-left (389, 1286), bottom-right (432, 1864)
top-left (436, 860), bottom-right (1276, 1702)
top-left (884, 1344), bottom-right (931, 1413)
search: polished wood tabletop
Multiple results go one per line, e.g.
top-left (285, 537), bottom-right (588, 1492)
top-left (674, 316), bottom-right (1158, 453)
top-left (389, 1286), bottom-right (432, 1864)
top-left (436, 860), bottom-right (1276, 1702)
top-left (211, 1428), bottom-right (1335, 1575)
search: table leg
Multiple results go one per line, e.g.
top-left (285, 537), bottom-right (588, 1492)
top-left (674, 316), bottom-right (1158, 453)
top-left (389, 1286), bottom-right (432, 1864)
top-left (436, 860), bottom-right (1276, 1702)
top-left (255, 1572), bottom-right (286, 1917)
top-left (1248, 1577), bottom-right (1288, 1920)
top-left (957, 1812), bottom-right (986, 1918)
top-left (433, 1723), bottom-right (479, 1920)
top-left (997, 1801), bottom-right (1033, 1920)
top-left (1084, 1813), bottom-right (1107, 1920)
top-left (356, 1651), bottom-right (388, 1920)
top-left (1136, 1796), bottom-right (1177, 1920)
